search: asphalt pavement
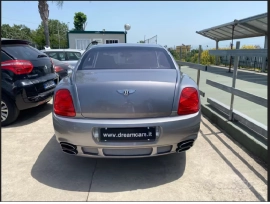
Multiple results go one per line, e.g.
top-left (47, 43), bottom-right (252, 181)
top-left (2, 101), bottom-right (267, 201)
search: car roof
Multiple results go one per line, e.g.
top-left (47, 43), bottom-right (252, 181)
top-left (91, 43), bottom-right (164, 49)
top-left (40, 49), bottom-right (83, 52)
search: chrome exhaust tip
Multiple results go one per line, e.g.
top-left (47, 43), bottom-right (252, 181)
top-left (62, 149), bottom-right (78, 155)
top-left (176, 139), bottom-right (195, 153)
top-left (176, 146), bottom-right (192, 153)
top-left (178, 140), bottom-right (194, 149)
top-left (60, 142), bottom-right (77, 150)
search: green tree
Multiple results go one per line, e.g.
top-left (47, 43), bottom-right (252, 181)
top-left (74, 12), bottom-right (87, 31)
top-left (185, 49), bottom-right (199, 62)
top-left (241, 45), bottom-right (261, 49)
top-left (1, 24), bottom-right (34, 41)
top-left (33, 19), bottom-right (68, 49)
top-left (1, 24), bottom-right (13, 39)
top-left (169, 49), bottom-right (180, 60)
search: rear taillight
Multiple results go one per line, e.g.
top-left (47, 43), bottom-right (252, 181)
top-left (54, 89), bottom-right (76, 117)
top-left (50, 58), bottom-right (56, 73)
top-left (177, 87), bottom-right (199, 115)
top-left (54, 66), bottom-right (64, 72)
top-left (1, 60), bottom-right (33, 75)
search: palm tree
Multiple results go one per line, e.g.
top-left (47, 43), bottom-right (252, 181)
top-left (38, 1), bottom-right (63, 47)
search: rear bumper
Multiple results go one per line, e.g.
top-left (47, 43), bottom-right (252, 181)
top-left (53, 111), bottom-right (201, 158)
top-left (15, 73), bottom-right (59, 110)
top-left (16, 88), bottom-right (54, 110)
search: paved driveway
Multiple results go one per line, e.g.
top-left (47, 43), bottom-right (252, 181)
top-left (2, 101), bottom-right (267, 201)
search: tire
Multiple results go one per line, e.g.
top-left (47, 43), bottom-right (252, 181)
top-left (1, 94), bottom-right (20, 126)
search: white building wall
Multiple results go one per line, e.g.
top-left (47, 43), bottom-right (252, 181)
top-left (68, 33), bottom-right (126, 49)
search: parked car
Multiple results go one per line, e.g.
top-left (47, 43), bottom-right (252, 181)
top-left (51, 58), bottom-right (73, 80)
top-left (53, 43), bottom-right (201, 158)
top-left (1, 38), bottom-right (59, 126)
top-left (40, 49), bottom-right (83, 68)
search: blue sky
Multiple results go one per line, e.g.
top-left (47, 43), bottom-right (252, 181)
top-left (2, 1), bottom-right (267, 49)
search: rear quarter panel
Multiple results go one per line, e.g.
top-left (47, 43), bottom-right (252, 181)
top-left (165, 48), bottom-right (200, 114)
top-left (171, 73), bottom-right (201, 114)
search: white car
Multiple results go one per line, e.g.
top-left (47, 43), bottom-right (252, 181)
top-left (40, 49), bottom-right (84, 68)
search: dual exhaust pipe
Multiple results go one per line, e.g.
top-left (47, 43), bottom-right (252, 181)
top-left (60, 142), bottom-right (78, 155)
top-left (176, 140), bottom-right (194, 153)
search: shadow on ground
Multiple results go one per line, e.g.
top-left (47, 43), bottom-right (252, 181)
top-left (2, 103), bottom-right (53, 128)
top-left (205, 66), bottom-right (267, 86)
top-left (31, 136), bottom-right (186, 192)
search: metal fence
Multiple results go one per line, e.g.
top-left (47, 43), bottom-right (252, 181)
top-left (176, 42), bottom-right (268, 140)
top-left (143, 35), bottom-right (157, 44)
top-left (179, 48), bottom-right (268, 72)
top-left (219, 55), bottom-right (268, 71)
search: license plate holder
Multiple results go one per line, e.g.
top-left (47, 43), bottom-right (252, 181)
top-left (43, 80), bottom-right (55, 90)
top-left (100, 127), bottom-right (156, 142)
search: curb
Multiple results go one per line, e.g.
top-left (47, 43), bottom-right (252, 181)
top-left (201, 104), bottom-right (268, 163)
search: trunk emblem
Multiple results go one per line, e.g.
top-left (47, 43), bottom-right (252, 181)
top-left (117, 89), bottom-right (136, 96)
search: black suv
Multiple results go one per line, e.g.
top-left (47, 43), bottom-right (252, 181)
top-left (1, 39), bottom-right (59, 126)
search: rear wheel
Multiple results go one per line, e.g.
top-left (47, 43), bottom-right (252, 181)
top-left (1, 94), bottom-right (20, 126)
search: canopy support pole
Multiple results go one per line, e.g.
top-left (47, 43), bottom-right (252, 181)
top-left (262, 35), bottom-right (267, 72)
top-left (229, 25), bottom-right (235, 73)
top-left (215, 40), bottom-right (219, 65)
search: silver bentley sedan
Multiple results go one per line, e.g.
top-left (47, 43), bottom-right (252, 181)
top-left (53, 43), bottom-right (201, 158)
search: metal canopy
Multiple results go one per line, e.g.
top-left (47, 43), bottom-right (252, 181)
top-left (196, 13), bottom-right (267, 41)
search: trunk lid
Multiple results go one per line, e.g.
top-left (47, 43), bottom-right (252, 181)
top-left (27, 58), bottom-right (54, 78)
top-left (75, 69), bottom-right (177, 119)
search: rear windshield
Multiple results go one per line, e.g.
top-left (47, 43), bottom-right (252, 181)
top-left (78, 47), bottom-right (175, 70)
top-left (2, 44), bottom-right (47, 60)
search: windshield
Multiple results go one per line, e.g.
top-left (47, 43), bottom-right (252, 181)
top-left (78, 47), bottom-right (174, 70)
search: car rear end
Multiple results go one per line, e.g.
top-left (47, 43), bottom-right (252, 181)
top-left (51, 58), bottom-right (72, 80)
top-left (1, 39), bottom-right (59, 125)
top-left (53, 44), bottom-right (201, 158)
top-left (41, 49), bottom-right (82, 69)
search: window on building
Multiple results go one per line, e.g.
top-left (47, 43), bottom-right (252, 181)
top-left (76, 39), bottom-right (91, 50)
top-left (105, 40), bottom-right (119, 44)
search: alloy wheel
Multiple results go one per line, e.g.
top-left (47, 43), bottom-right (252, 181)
top-left (1, 101), bottom-right (9, 122)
